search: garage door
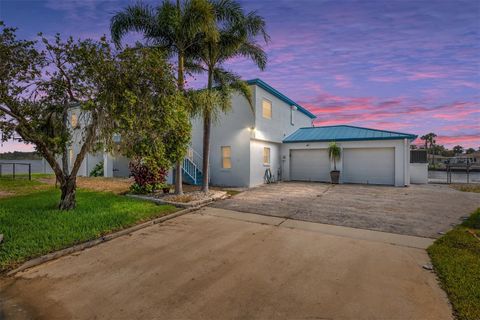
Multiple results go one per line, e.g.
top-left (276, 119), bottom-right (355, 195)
top-left (342, 148), bottom-right (395, 185)
top-left (290, 149), bottom-right (330, 182)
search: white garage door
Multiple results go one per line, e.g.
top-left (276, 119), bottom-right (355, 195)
top-left (290, 149), bottom-right (330, 182)
top-left (342, 148), bottom-right (395, 185)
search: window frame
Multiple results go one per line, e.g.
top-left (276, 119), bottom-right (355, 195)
top-left (221, 146), bottom-right (232, 169)
top-left (262, 98), bottom-right (272, 119)
top-left (263, 147), bottom-right (271, 166)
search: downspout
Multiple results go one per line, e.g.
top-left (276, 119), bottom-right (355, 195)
top-left (404, 138), bottom-right (408, 186)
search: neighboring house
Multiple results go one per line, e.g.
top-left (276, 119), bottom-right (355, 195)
top-left (456, 151), bottom-right (480, 165)
top-left (65, 78), bottom-right (422, 187)
top-left (427, 154), bottom-right (449, 166)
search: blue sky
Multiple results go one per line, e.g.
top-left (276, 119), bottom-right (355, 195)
top-left (1, 0), bottom-right (479, 151)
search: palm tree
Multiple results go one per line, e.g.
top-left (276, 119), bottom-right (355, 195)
top-left (421, 133), bottom-right (437, 165)
top-left (110, 0), bottom-right (218, 194)
top-left (453, 145), bottom-right (464, 155)
top-left (192, 0), bottom-right (269, 192)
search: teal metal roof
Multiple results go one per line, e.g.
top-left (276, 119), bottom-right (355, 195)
top-left (247, 79), bottom-right (316, 119)
top-left (283, 125), bottom-right (418, 143)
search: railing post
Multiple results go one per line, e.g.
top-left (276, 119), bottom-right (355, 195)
top-left (29, 163), bottom-right (32, 181)
top-left (0, 164), bottom-right (2, 178)
top-left (13, 163), bottom-right (15, 180)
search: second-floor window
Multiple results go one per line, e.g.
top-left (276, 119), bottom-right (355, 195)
top-left (221, 146), bottom-right (231, 169)
top-left (262, 99), bottom-right (272, 119)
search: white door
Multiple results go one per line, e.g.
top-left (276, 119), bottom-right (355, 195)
top-left (290, 149), bottom-right (330, 182)
top-left (342, 148), bottom-right (395, 185)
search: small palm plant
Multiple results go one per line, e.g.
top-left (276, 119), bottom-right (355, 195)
top-left (328, 142), bottom-right (341, 183)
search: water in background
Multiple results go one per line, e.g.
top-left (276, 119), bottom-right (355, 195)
top-left (0, 159), bottom-right (53, 175)
top-left (429, 170), bottom-right (480, 184)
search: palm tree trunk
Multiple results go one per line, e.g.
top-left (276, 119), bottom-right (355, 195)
top-left (431, 143), bottom-right (435, 166)
top-left (202, 69), bottom-right (213, 193)
top-left (174, 51), bottom-right (185, 195)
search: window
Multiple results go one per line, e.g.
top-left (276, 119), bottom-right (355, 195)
top-left (262, 99), bottom-right (272, 119)
top-left (221, 146), bottom-right (232, 169)
top-left (263, 147), bottom-right (271, 165)
top-left (71, 113), bottom-right (78, 128)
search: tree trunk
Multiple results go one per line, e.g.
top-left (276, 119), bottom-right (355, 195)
top-left (59, 176), bottom-right (76, 210)
top-left (174, 161), bottom-right (183, 195)
top-left (174, 50), bottom-right (185, 195)
top-left (202, 112), bottom-right (211, 192)
top-left (201, 69), bottom-right (214, 193)
top-left (431, 144), bottom-right (435, 166)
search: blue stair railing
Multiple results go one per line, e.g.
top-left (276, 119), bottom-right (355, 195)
top-left (182, 146), bottom-right (208, 185)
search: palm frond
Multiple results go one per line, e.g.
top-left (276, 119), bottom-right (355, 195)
top-left (213, 68), bottom-right (252, 111)
top-left (110, 4), bottom-right (157, 48)
top-left (244, 11), bottom-right (270, 43)
top-left (211, 0), bottom-right (243, 26)
top-left (182, 0), bottom-right (219, 46)
top-left (184, 59), bottom-right (207, 74)
top-left (235, 41), bottom-right (267, 70)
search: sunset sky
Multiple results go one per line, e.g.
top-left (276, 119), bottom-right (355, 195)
top-left (1, 0), bottom-right (479, 152)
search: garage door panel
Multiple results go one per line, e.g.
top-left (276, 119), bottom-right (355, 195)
top-left (290, 149), bottom-right (330, 182)
top-left (342, 148), bottom-right (395, 185)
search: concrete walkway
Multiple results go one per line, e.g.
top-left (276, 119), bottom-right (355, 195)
top-left (0, 208), bottom-right (452, 320)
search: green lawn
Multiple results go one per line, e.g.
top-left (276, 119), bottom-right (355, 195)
top-left (0, 173), bottom-right (52, 196)
top-left (428, 208), bottom-right (480, 320)
top-left (0, 176), bottom-right (177, 273)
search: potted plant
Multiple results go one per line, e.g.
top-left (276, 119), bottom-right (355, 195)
top-left (328, 142), bottom-right (341, 184)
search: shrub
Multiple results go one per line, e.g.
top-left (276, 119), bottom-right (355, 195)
top-left (89, 161), bottom-right (104, 177)
top-left (129, 158), bottom-right (167, 194)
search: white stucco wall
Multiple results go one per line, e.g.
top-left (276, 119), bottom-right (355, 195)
top-left (249, 139), bottom-right (281, 187)
top-left (252, 85), bottom-right (312, 143)
top-left (190, 92), bottom-right (255, 187)
top-left (281, 139), bottom-right (411, 186)
top-left (67, 107), bottom-right (99, 176)
top-left (410, 163), bottom-right (428, 184)
top-left (68, 81), bottom-right (316, 185)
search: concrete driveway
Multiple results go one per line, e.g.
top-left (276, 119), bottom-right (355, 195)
top-left (212, 182), bottom-right (480, 238)
top-left (0, 208), bottom-right (452, 320)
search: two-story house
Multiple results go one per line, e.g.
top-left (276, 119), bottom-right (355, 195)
top-left (67, 78), bottom-right (421, 187)
top-left (187, 78), bottom-right (315, 187)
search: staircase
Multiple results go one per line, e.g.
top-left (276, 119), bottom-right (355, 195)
top-left (181, 146), bottom-right (206, 186)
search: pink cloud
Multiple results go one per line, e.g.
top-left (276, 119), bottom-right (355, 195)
top-left (333, 75), bottom-right (352, 88)
top-left (408, 71), bottom-right (447, 80)
top-left (0, 141), bottom-right (35, 152)
top-left (436, 134), bottom-right (480, 146)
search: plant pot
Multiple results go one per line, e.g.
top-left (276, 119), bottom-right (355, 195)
top-left (162, 187), bottom-right (171, 194)
top-left (330, 170), bottom-right (340, 184)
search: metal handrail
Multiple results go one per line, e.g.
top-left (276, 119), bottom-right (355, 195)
top-left (182, 157), bottom-right (197, 182)
top-left (184, 145), bottom-right (210, 183)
